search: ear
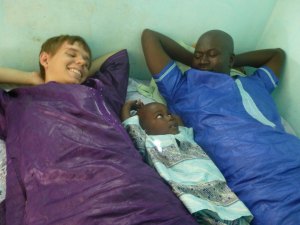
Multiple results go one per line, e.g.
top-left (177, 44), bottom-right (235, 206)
top-left (39, 51), bottom-right (50, 69)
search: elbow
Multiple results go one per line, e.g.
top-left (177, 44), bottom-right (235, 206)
top-left (275, 48), bottom-right (286, 59)
top-left (142, 29), bottom-right (154, 40)
top-left (141, 29), bottom-right (149, 44)
top-left (141, 29), bottom-right (157, 46)
top-left (142, 28), bottom-right (153, 35)
top-left (276, 48), bottom-right (285, 54)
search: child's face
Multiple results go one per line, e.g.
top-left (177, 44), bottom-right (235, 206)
top-left (41, 41), bottom-right (90, 84)
top-left (138, 103), bottom-right (179, 135)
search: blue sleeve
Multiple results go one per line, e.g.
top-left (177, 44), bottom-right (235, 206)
top-left (251, 66), bottom-right (279, 93)
top-left (153, 61), bottom-right (184, 104)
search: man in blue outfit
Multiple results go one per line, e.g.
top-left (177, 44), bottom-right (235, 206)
top-left (141, 29), bottom-right (300, 225)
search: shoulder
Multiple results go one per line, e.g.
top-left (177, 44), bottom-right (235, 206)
top-left (152, 60), bottom-right (180, 82)
top-left (251, 66), bottom-right (278, 89)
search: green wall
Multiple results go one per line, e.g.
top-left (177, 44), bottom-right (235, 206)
top-left (3, 0), bottom-right (299, 134)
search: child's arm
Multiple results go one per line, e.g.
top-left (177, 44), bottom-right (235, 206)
top-left (0, 67), bottom-right (44, 85)
top-left (121, 100), bottom-right (144, 122)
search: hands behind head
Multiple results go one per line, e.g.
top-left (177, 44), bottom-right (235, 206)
top-left (121, 99), bottom-right (144, 121)
top-left (31, 71), bottom-right (45, 85)
top-left (127, 99), bottom-right (144, 111)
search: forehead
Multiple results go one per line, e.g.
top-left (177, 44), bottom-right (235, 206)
top-left (140, 103), bottom-right (167, 117)
top-left (195, 35), bottom-right (224, 51)
top-left (147, 103), bottom-right (167, 113)
top-left (59, 41), bottom-right (90, 59)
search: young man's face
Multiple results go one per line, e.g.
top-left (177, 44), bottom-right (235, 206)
top-left (138, 103), bottom-right (179, 135)
top-left (191, 36), bottom-right (233, 75)
top-left (41, 41), bottom-right (90, 84)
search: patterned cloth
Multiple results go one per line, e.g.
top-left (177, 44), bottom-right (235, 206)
top-left (123, 115), bottom-right (253, 225)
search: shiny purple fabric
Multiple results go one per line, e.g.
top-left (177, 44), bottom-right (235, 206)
top-left (0, 50), bottom-right (197, 225)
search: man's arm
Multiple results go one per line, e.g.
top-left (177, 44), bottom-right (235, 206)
top-left (233, 48), bottom-right (285, 78)
top-left (0, 67), bottom-right (44, 85)
top-left (88, 50), bottom-right (119, 76)
top-left (141, 29), bottom-right (193, 75)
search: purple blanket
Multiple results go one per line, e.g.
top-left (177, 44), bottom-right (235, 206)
top-left (0, 50), bottom-right (197, 225)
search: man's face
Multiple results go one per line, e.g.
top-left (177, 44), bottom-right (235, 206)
top-left (41, 41), bottom-right (90, 84)
top-left (139, 103), bottom-right (179, 135)
top-left (191, 36), bottom-right (233, 75)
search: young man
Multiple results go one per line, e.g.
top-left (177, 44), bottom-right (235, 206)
top-left (142, 29), bottom-right (300, 225)
top-left (0, 35), bottom-right (114, 85)
top-left (0, 35), bottom-right (198, 225)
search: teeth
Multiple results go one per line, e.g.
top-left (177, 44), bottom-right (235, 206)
top-left (69, 68), bottom-right (82, 77)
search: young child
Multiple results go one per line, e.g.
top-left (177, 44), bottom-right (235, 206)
top-left (122, 100), bottom-right (253, 225)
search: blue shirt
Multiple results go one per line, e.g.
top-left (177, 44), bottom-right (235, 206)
top-left (153, 61), bottom-right (300, 225)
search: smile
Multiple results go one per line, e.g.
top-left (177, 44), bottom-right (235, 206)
top-left (68, 68), bottom-right (82, 79)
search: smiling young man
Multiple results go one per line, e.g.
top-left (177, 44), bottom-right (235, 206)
top-left (0, 35), bottom-right (114, 85)
top-left (39, 36), bottom-right (91, 84)
top-left (141, 29), bottom-right (300, 225)
top-left (0, 35), bottom-right (202, 225)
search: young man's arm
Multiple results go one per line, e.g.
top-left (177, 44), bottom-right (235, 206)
top-left (0, 67), bottom-right (44, 85)
top-left (88, 50), bottom-right (119, 76)
top-left (141, 29), bottom-right (194, 75)
top-left (233, 48), bottom-right (285, 78)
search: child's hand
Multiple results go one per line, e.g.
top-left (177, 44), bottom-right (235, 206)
top-left (121, 100), bottom-right (144, 121)
top-left (131, 99), bottom-right (144, 111)
top-left (124, 100), bottom-right (144, 111)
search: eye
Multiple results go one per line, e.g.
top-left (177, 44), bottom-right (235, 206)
top-left (156, 114), bottom-right (163, 119)
top-left (194, 52), bottom-right (202, 59)
top-left (208, 50), bottom-right (218, 57)
top-left (66, 51), bottom-right (76, 57)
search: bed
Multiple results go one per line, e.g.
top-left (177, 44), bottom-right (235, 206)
top-left (1, 49), bottom-right (299, 225)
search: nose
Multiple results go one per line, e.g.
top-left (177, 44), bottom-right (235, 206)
top-left (77, 57), bottom-right (85, 64)
top-left (76, 55), bottom-right (88, 68)
top-left (168, 114), bottom-right (175, 121)
top-left (200, 54), bottom-right (209, 64)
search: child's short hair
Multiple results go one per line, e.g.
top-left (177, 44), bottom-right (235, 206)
top-left (39, 35), bottom-right (92, 78)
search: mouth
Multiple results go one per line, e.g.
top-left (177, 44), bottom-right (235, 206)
top-left (198, 67), bottom-right (212, 71)
top-left (68, 67), bottom-right (82, 80)
top-left (169, 122), bottom-right (179, 130)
